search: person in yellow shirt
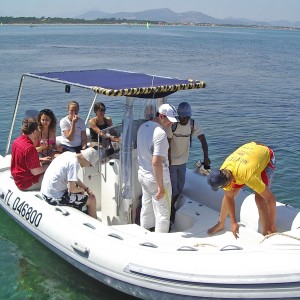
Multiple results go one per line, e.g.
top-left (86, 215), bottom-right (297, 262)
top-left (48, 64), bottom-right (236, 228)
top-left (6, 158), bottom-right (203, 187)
top-left (207, 142), bottom-right (276, 238)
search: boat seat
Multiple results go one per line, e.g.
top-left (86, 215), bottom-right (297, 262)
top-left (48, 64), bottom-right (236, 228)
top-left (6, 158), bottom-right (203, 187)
top-left (174, 195), bottom-right (224, 236)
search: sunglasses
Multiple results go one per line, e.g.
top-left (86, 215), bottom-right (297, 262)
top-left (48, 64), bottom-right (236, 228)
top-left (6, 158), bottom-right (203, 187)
top-left (98, 108), bottom-right (106, 112)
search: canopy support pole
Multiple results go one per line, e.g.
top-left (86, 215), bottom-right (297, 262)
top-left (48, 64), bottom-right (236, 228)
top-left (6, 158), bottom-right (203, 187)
top-left (5, 75), bottom-right (26, 155)
top-left (85, 93), bottom-right (99, 125)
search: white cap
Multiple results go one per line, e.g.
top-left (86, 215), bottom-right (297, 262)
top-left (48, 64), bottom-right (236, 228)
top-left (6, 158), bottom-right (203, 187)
top-left (158, 103), bottom-right (179, 123)
top-left (81, 148), bottom-right (99, 166)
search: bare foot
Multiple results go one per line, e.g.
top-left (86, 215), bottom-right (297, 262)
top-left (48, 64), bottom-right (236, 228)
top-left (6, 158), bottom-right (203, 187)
top-left (207, 222), bottom-right (225, 235)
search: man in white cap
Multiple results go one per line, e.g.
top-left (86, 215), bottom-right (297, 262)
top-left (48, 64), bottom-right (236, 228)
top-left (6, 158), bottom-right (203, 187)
top-left (137, 103), bottom-right (179, 233)
top-left (41, 147), bottom-right (99, 218)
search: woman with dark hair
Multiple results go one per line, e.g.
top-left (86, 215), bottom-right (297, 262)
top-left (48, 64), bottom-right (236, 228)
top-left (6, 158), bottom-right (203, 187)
top-left (37, 109), bottom-right (61, 157)
top-left (88, 102), bottom-right (118, 147)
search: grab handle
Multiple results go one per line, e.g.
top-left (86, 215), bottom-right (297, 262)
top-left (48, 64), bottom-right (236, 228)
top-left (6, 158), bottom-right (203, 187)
top-left (177, 246), bottom-right (198, 251)
top-left (139, 242), bottom-right (158, 248)
top-left (55, 207), bottom-right (70, 216)
top-left (220, 245), bottom-right (243, 251)
top-left (71, 241), bottom-right (90, 257)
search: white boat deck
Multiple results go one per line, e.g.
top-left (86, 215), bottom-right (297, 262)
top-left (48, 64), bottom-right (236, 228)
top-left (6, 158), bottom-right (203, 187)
top-left (107, 195), bottom-right (264, 253)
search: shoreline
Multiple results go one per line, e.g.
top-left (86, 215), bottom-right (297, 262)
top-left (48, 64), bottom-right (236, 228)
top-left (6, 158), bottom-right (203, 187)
top-left (1, 22), bottom-right (299, 31)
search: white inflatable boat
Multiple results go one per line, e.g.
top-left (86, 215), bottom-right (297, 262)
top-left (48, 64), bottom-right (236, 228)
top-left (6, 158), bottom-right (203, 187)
top-left (1, 69), bottom-right (300, 299)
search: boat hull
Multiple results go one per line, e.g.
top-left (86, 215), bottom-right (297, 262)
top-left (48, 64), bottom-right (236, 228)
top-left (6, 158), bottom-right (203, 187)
top-left (2, 165), bottom-right (300, 299)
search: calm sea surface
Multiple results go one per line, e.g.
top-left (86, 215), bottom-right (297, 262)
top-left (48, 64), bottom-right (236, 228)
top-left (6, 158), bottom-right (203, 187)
top-left (0, 24), bottom-right (299, 299)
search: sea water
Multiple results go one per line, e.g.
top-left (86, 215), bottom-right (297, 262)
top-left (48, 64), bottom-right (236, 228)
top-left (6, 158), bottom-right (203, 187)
top-left (0, 24), bottom-right (299, 299)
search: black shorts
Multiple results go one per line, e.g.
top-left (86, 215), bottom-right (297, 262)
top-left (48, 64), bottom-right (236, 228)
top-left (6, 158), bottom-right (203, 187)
top-left (43, 191), bottom-right (88, 213)
top-left (61, 144), bottom-right (82, 153)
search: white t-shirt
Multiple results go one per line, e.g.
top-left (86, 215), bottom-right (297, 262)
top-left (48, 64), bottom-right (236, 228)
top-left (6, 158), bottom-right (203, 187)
top-left (165, 120), bottom-right (202, 165)
top-left (137, 120), bottom-right (170, 182)
top-left (41, 152), bottom-right (79, 198)
top-left (60, 116), bottom-right (86, 147)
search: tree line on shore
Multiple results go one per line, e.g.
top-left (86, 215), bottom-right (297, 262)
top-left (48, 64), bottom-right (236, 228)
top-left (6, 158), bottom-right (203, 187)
top-left (0, 16), bottom-right (162, 25)
top-left (1, 16), bottom-right (298, 30)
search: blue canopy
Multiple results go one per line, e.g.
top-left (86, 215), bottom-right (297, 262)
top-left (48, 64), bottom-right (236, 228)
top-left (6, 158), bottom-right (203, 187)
top-left (27, 69), bottom-right (206, 99)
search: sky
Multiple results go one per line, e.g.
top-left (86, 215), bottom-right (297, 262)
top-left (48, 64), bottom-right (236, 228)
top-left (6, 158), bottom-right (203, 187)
top-left (1, 0), bottom-right (299, 22)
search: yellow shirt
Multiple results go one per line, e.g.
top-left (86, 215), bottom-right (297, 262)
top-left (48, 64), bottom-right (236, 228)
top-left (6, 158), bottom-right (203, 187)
top-left (221, 142), bottom-right (270, 194)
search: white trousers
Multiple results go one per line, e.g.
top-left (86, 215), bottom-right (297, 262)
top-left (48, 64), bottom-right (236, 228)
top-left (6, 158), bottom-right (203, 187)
top-left (138, 173), bottom-right (171, 233)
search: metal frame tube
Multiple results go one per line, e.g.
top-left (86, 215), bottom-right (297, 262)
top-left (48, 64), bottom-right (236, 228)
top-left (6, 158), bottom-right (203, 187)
top-left (5, 75), bottom-right (26, 155)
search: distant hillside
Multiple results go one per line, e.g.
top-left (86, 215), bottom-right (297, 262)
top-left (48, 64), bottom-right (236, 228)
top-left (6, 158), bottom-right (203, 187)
top-left (77, 8), bottom-right (219, 24)
top-left (76, 8), bottom-right (299, 27)
top-left (177, 11), bottom-right (219, 24)
top-left (111, 8), bottom-right (181, 23)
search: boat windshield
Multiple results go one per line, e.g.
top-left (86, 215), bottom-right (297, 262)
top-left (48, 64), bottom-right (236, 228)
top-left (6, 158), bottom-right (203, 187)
top-left (118, 97), bottom-right (163, 215)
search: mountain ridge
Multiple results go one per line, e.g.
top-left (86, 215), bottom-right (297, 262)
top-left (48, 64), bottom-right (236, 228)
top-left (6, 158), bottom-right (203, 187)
top-left (76, 8), bottom-right (300, 28)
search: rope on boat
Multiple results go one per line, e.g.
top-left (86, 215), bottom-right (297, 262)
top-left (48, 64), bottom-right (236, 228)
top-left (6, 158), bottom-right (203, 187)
top-left (260, 232), bottom-right (300, 243)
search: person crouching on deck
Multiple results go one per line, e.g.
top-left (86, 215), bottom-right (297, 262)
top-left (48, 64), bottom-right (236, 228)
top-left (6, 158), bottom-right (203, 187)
top-left (207, 141), bottom-right (277, 238)
top-left (41, 148), bottom-right (99, 218)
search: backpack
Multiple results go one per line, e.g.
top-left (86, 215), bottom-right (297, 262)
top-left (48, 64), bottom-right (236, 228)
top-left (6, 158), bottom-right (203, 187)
top-left (171, 118), bottom-right (195, 147)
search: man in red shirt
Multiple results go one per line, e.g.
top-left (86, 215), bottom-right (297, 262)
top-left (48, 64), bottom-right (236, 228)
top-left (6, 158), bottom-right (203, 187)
top-left (11, 117), bottom-right (49, 190)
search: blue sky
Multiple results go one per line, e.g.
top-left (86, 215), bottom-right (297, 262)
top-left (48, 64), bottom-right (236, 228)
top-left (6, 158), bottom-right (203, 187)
top-left (1, 0), bottom-right (299, 22)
